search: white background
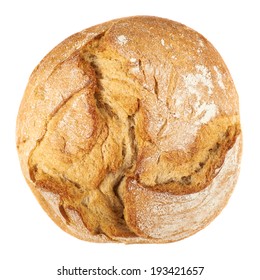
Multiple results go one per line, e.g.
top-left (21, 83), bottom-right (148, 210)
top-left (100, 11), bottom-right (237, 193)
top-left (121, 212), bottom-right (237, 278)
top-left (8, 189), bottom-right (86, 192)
top-left (1, 0), bottom-right (259, 279)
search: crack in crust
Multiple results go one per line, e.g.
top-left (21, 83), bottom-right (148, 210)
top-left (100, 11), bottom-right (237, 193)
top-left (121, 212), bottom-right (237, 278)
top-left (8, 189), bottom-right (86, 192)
top-left (18, 17), bottom-right (242, 242)
top-left (150, 124), bottom-right (241, 195)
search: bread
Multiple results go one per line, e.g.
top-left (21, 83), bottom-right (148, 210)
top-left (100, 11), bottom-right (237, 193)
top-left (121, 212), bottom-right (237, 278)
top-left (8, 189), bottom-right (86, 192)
top-left (16, 16), bottom-right (242, 243)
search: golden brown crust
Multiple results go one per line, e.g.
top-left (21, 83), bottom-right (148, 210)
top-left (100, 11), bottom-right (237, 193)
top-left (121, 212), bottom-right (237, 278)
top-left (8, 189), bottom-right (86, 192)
top-left (16, 16), bottom-right (242, 243)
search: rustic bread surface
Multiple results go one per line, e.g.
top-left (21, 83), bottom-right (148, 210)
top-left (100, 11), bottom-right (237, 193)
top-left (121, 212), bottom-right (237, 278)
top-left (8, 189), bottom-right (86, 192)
top-left (16, 16), bottom-right (242, 243)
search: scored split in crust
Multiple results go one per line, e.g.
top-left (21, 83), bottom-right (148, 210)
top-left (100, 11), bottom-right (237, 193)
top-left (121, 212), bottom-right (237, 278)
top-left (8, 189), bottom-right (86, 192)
top-left (16, 16), bottom-right (242, 243)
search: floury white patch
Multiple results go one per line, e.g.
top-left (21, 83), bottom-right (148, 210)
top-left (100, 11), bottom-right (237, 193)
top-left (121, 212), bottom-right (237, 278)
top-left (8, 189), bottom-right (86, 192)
top-left (117, 35), bottom-right (128, 45)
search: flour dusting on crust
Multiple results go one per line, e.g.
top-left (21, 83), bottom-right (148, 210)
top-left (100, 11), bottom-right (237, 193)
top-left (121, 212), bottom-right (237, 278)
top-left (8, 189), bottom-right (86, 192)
top-left (117, 35), bottom-right (128, 45)
top-left (132, 136), bottom-right (241, 240)
top-left (213, 66), bottom-right (225, 90)
top-left (168, 65), bottom-right (219, 150)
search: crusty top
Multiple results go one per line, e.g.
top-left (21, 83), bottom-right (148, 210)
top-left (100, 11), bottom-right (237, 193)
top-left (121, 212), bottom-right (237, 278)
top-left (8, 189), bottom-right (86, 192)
top-left (16, 16), bottom-right (241, 243)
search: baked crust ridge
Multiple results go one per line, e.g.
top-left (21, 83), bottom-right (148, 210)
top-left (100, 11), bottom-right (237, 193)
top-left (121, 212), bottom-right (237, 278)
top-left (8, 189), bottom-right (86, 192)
top-left (16, 16), bottom-right (242, 243)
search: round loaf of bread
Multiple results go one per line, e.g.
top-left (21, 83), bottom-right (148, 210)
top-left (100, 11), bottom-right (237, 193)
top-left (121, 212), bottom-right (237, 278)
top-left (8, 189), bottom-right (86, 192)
top-left (16, 16), bottom-right (242, 243)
